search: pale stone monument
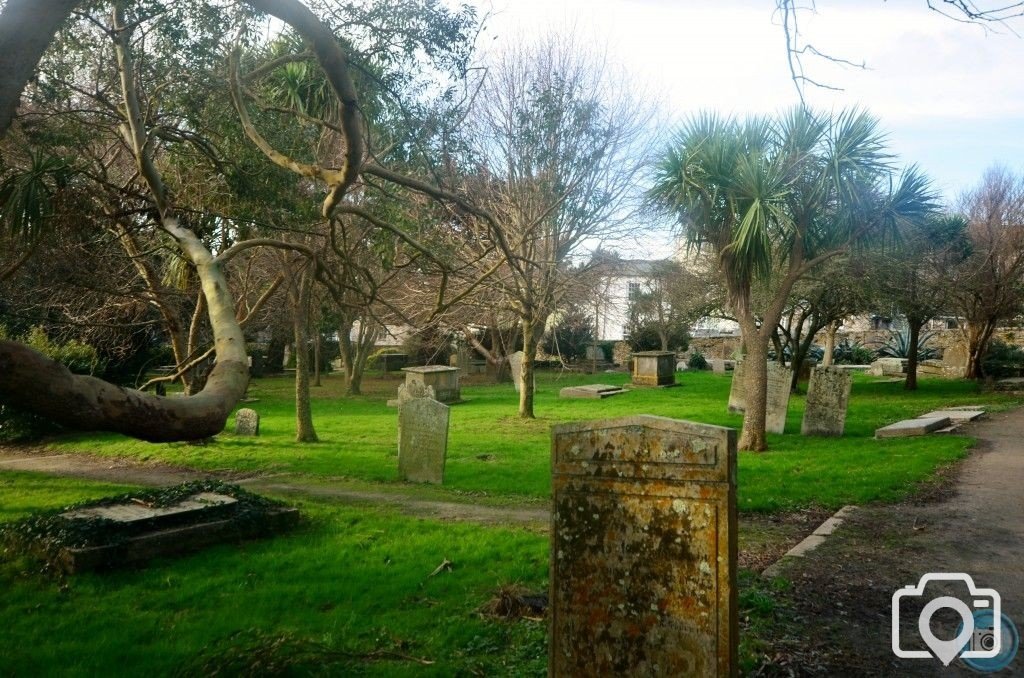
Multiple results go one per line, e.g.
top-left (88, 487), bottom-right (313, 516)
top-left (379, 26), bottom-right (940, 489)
top-left (631, 350), bottom-right (676, 387)
top-left (234, 408), bottom-right (260, 436)
top-left (765, 362), bottom-right (793, 434)
top-left (508, 351), bottom-right (534, 394)
top-left (400, 365), bottom-right (461, 403)
top-left (397, 397), bottom-right (450, 484)
top-left (801, 366), bottom-right (852, 436)
top-left (727, 361), bottom-right (746, 413)
top-left (550, 415), bottom-right (738, 676)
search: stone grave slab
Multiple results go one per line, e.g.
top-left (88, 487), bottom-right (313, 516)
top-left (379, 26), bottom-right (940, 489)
top-left (63, 492), bottom-right (236, 526)
top-left (235, 408), bottom-right (260, 436)
top-left (631, 350), bottom-right (677, 387)
top-left (727, 361), bottom-right (746, 413)
top-left (918, 409), bottom-right (985, 423)
top-left (398, 397), bottom-right (450, 484)
top-left (875, 416), bottom-right (951, 438)
top-left (801, 366), bottom-right (852, 436)
top-left (558, 384), bottom-right (627, 399)
top-left (550, 415), bottom-right (737, 676)
top-left (765, 362), bottom-right (793, 434)
top-left (401, 365), bottom-right (461, 404)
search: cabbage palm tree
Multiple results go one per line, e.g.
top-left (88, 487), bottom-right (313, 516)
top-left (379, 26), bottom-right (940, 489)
top-left (650, 108), bottom-right (935, 450)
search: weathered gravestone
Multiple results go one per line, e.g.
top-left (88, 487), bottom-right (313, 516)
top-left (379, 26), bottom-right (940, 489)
top-left (386, 381), bottom-right (435, 408)
top-left (550, 415), bottom-right (738, 677)
top-left (508, 351), bottom-right (535, 394)
top-left (397, 397), bottom-right (450, 484)
top-left (631, 350), bottom-right (677, 387)
top-left (235, 408), bottom-right (260, 436)
top-left (402, 365), bottom-right (461, 403)
top-left (765, 362), bottom-right (793, 434)
top-left (801, 366), bottom-right (852, 436)
top-left (727, 361), bottom-right (746, 413)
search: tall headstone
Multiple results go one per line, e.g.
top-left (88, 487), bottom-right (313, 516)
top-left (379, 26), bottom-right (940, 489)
top-left (727, 361), bottom-right (746, 413)
top-left (234, 408), bottom-right (260, 436)
top-left (397, 397), bottom-right (449, 484)
top-left (508, 351), bottom-right (534, 394)
top-left (550, 415), bottom-right (738, 676)
top-left (765, 362), bottom-right (793, 434)
top-left (801, 366), bottom-right (852, 436)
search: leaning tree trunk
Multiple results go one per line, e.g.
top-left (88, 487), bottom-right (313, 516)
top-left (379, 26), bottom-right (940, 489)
top-left (905, 320), bottom-right (923, 391)
top-left (738, 338), bottom-right (769, 452)
top-left (964, 319), bottom-right (996, 380)
top-left (313, 327), bottom-right (322, 387)
top-left (518, 316), bottom-right (545, 419)
top-left (821, 323), bottom-right (838, 367)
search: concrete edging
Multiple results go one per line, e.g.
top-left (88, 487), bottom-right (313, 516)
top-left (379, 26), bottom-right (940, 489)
top-left (760, 505), bottom-right (858, 579)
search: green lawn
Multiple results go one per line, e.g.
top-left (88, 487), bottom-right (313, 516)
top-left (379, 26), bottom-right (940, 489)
top-left (0, 472), bottom-right (549, 677)
top-left (46, 370), bottom-right (1019, 511)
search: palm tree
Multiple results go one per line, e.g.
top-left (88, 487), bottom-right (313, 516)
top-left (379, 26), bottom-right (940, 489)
top-left (650, 108), bottom-right (935, 451)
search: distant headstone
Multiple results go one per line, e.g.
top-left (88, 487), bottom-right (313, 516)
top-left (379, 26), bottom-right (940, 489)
top-left (711, 358), bottom-right (726, 374)
top-left (727, 361), bottom-right (746, 413)
top-left (235, 408), bottom-right (260, 436)
top-left (550, 415), bottom-right (738, 676)
top-left (631, 350), bottom-right (677, 387)
top-left (801, 366), bottom-right (852, 436)
top-left (508, 351), bottom-right (534, 394)
top-left (765, 362), bottom-right (793, 434)
top-left (397, 397), bottom-right (449, 484)
top-left (942, 343), bottom-right (969, 368)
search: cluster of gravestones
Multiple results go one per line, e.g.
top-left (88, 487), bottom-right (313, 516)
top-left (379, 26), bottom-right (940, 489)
top-left (729, 362), bottom-right (853, 436)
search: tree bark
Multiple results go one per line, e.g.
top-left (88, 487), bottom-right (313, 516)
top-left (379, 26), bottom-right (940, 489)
top-left (965, 319), bottom-right (996, 380)
top-left (313, 326), bottom-right (322, 387)
top-left (291, 270), bottom-right (318, 443)
top-left (738, 338), bottom-right (769, 452)
top-left (518, 316), bottom-right (545, 418)
top-left (821, 323), bottom-right (838, 367)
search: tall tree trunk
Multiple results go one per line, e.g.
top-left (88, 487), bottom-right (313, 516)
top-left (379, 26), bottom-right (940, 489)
top-left (292, 278), bottom-right (317, 442)
top-left (518, 316), bottom-right (544, 418)
top-left (821, 323), bottom-right (838, 367)
top-left (659, 330), bottom-right (669, 352)
top-left (965, 319), bottom-right (996, 380)
top-left (313, 327), bottom-right (322, 387)
top-left (739, 337), bottom-right (769, 452)
top-left (905, 320), bottom-right (923, 391)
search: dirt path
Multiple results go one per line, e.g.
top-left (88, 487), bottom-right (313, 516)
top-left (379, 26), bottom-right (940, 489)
top-left (0, 447), bottom-right (551, 527)
top-left (758, 408), bottom-right (1024, 676)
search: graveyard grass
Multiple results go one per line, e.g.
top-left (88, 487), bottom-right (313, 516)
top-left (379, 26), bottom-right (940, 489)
top-left (0, 471), bottom-right (549, 677)
top-left (47, 371), bottom-right (1019, 512)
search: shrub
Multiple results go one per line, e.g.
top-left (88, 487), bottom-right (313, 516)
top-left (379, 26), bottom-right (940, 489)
top-left (982, 339), bottom-right (1024, 378)
top-left (687, 351), bottom-right (709, 370)
top-left (875, 328), bottom-right (938, 360)
top-left (832, 338), bottom-right (874, 365)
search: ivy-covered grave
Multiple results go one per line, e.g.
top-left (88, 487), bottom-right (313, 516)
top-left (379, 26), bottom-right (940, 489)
top-left (0, 481), bottom-right (299, 574)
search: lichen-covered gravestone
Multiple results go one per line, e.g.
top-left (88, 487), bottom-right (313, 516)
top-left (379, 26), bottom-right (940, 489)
top-left (234, 408), bottom-right (259, 436)
top-left (801, 366), bottom-right (852, 436)
top-left (397, 397), bottom-right (449, 484)
top-left (550, 415), bottom-right (738, 676)
top-left (764, 362), bottom-right (793, 434)
top-left (727, 361), bottom-right (746, 413)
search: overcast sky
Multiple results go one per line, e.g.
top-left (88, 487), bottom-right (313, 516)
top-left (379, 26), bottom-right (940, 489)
top-left (468, 0), bottom-right (1024, 206)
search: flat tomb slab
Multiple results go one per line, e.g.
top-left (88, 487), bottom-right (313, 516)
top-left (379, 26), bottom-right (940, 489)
top-left (558, 384), bottom-right (628, 399)
top-left (62, 492), bottom-right (237, 525)
top-left (875, 416), bottom-right (951, 438)
top-left (60, 507), bottom-right (300, 573)
top-left (918, 410), bottom-right (985, 422)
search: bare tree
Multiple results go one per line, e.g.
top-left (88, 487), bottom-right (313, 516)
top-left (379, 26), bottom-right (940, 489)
top-left (457, 34), bottom-right (653, 417)
top-left (950, 167), bottom-right (1024, 378)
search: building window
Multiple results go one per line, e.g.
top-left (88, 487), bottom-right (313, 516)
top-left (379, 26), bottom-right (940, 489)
top-left (628, 281), bottom-right (640, 299)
